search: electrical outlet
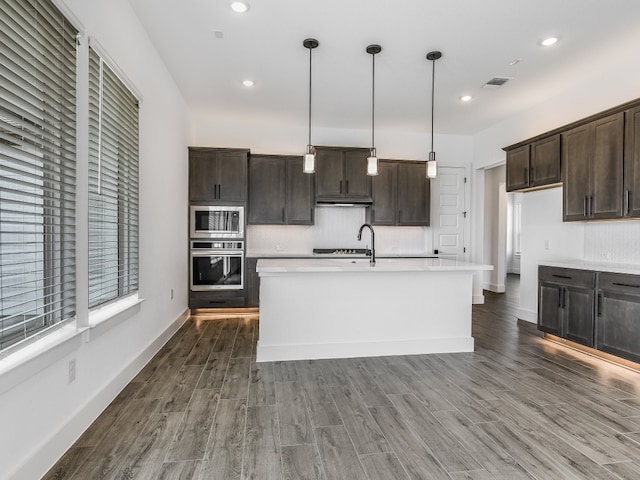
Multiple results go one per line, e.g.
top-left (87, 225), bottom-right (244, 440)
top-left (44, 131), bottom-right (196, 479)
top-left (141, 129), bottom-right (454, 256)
top-left (68, 359), bottom-right (76, 383)
top-left (170, 288), bottom-right (174, 300)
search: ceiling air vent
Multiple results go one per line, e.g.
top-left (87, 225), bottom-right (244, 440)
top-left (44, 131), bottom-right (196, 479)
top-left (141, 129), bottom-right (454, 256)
top-left (482, 77), bottom-right (510, 88)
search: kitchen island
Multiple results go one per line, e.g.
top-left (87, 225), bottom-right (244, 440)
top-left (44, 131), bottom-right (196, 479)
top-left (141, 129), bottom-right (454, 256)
top-left (256, 257), bottom-right (492, 362)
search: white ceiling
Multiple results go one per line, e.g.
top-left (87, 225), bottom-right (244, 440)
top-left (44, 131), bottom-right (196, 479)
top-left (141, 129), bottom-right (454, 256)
top-left (128, 0), bottom-right (640, 135)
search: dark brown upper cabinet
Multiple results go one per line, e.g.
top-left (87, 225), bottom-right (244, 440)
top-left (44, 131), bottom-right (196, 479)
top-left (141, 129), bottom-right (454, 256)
top-left (315, 147), bottom-right (372, 203)
top-left (624, 105), bottom-right (640, 217)
top-left (563, 113), bottom-right (624, 221)
top-left (505, 134), bottom-right (560, 192)
top-left (189, 147), bottom-right (248, 203)
top-left (248, 154), bottom-right (314, 225)
top-left (371, 160), bottom-right (430, 226)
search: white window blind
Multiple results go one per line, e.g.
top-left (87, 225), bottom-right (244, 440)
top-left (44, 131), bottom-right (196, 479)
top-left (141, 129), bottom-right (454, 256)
top-left (0, 0), bottom-right (77, 351)
top-left (88, 47), bottom-right (139, 309)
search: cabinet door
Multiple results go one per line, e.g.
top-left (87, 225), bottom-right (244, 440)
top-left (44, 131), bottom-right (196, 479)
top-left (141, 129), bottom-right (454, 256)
top-left (216, 150), bottom-right (247, 202)
top-left (564, 286), bottom-right (595, 347)
top-left (538, 282), bottom-right (562, 336)
top-left (562, 124), bottom-right (591, 221)
top-left (397, 162), bottom-right (430, 226)
top-left (597, 273), bottom-right (640, 363)
top-left (248, 156), bottom-right (286, 224)
top-left (246, 258), bottom-right (260, 307)
top-left (371, 161), bottom-right (396, 225)
top-left (591, 113), bottom-right (624, 219)
top-left (189, 150), bottom-right (218, 201)
top-left (625, 106), bottom-right (640, 217)
top-left (506, 145), bottom-right (530, 191)
top-left (316, 149), bottom-right (345, 198)
top-left (530, 135), bottom-right (561, 188)
top-left (344, 150), bottom-right (371, 199)
top-left (286, 156), bottom-right (314, 225)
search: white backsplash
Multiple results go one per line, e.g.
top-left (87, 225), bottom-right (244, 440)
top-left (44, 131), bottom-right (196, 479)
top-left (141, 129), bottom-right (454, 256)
top-left (246, 206), bottom-right (431, 256)
top-left (584, 220), bottom-right (640, 264)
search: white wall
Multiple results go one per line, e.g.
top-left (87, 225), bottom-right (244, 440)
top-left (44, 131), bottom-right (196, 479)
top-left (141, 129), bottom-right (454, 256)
top-left (517, 188), bottom-right (584, 322)
top-left (470, 29), bottom-right (640, 322)
top-left (482, 165), bottom-right (507, 292)
top-left (0, 1), bottom-right (190, 479)
top-left (506, 193), bottom-right (522, 274)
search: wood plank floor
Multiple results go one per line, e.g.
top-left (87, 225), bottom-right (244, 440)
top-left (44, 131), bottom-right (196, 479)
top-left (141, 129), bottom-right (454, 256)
top-left (44, 275), bottom-right (640, 480)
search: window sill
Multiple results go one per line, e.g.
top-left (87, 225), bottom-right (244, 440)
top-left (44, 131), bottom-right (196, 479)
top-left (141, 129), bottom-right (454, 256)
top-left (85, 294), bottom-right (144, 342)
top-left (0, 322), bottom-right (85, 395)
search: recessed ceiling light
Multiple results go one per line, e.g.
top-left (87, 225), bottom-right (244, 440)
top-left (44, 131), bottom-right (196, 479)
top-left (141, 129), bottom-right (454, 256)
top-left (230, 1), bottom-right (250, 13)
top-left (242, 79), bottom-right (254, 87)
top-left (459, 95), bottom-right (472, 102)
top-left (540, 36), bottom-right (559, 47)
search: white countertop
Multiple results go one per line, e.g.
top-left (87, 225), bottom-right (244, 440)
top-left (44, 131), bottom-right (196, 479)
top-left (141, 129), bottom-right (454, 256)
top-left (257, 257), bottom-right (493, 274)
top-left (541, 261), bottom-right (640, 276)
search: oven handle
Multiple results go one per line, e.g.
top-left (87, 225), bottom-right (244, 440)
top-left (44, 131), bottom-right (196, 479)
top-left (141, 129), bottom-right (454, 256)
top-left (190, 250), bottom-right (244, 256)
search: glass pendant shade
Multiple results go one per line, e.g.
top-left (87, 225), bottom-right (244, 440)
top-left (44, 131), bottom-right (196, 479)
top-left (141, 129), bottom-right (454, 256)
top-left (367, 149), bottom-right (378, 176)
top-left (427, 151), bottom-right (437, 178)
top-left (304, 148), bottom-right (315, 174)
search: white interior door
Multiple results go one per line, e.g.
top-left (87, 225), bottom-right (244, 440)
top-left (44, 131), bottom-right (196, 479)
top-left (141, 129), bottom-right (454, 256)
top-left (432, 166), bottom-right (468, 261)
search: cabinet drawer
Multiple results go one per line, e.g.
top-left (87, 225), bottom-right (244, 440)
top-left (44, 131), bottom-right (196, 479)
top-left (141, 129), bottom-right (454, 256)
top-left (538, 266), bottom-right (595, 288)
top-left (189, 291), bottom-right (245, 308)
top-left (598, 272), bottom-right (640, 295)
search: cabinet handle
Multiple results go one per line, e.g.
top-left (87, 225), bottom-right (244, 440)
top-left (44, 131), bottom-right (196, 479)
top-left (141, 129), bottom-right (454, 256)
top-left (530, 166), bottom-right (534, 183)
top-left (589, 195), bottom-right (593, 216)
top-left (625, 189), bottom-right (631, 215)
top-left (340, 180), bottom-right (343, 194)
top-left (345, 180), bottom-right (349, 193)
top-left (597, 292), bottom-right (603, 316)
top-left (523, 167), bottom-right (528, 184)
top-left (281, 207), bottom-right (285, 222)
top-left (612, 282), bottom-right (640, 288)
top-left (561, 287), bottom-right (567, 309)
top-left (218, 184), bottom-right (222, 199)
top-left (552, 274), bottom-right (572, 279)
top-left (583, 196), bottom-right (587, 216)
top-left (557, 288), bottom-right (562, 308)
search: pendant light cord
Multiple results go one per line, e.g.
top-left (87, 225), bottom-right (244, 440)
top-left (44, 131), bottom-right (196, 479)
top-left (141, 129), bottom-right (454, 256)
top-left (430, 56), bottom-right (435, 153)
top-left (308, 46), bottom-right (312, 148)
top-left (371, 52), bottom-right (376, 151)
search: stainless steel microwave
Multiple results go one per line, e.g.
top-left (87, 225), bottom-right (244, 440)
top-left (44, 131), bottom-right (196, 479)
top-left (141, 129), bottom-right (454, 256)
top-left (190, 205), bottom-right (244, 238)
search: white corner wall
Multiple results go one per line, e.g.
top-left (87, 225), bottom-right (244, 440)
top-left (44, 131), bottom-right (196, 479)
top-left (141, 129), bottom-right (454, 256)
top-left (0, 1), bottom-right (190, 479)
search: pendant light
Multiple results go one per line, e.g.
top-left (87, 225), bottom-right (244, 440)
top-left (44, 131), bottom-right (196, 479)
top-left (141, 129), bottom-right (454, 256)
top-left (303, 38), bottom-right (319, 174)
top-left (366, 44), bottom-right (381, 176)
top-left (426, 51), bottom-right (442, 178)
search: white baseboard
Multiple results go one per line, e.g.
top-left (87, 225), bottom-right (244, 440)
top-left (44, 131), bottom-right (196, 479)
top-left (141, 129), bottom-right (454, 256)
top-left (472, 294), bottom-right (485, 304)
top-left (256, 337), bottom-right (475, 362)
top-left (11, 309), bottom-right (189, 480)
top-left (483, 283), bottom-right (506, 293)
top-left (515, 307), bottom-right (537, 323)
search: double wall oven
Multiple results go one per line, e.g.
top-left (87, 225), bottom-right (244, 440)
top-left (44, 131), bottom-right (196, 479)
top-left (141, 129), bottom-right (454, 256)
top-left (190, 205), bottom-right (245, 293)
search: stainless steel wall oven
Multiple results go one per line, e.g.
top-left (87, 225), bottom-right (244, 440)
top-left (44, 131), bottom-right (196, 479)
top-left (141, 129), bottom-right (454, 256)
top-left (190, 240), bottom-right (244, 291)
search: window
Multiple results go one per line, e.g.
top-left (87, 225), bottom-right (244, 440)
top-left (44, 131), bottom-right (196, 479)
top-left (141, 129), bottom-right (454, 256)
top-left (88, 47), bottom-right (139, 309)
top-left (0, 0), bottom-right (77, 351)
top-left (514, 201), bottom-right (522, 256)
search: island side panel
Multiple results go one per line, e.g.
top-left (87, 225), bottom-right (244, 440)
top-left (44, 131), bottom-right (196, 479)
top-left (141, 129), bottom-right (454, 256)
top-left (256, 270), bottom-right (474, 362)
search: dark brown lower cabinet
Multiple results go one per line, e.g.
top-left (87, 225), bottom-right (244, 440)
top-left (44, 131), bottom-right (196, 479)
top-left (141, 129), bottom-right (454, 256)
top-left (246, 257), bottom-right (260, 307)
top-left (189, 290), bottom-right (246, 309)
top-left (597, 272), bottom-right (640, 363)
top-left (538, 266), bottom-right (596, 347)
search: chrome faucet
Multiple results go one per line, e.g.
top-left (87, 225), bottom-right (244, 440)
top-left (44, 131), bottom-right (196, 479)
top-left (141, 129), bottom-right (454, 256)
top-left (357, 223), bottom-right (376, 266)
